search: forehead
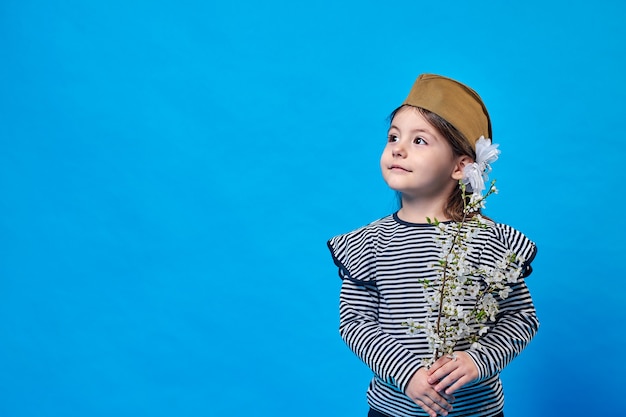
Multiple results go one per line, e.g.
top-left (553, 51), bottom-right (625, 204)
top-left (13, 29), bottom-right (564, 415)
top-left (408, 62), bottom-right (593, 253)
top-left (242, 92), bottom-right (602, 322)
top-left (390, 106), bottom-right (438, 133)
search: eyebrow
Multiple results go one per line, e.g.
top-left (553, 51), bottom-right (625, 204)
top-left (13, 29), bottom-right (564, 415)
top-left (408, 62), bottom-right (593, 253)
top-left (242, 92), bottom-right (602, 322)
top-left (388, 125), bottom-right (436, 136)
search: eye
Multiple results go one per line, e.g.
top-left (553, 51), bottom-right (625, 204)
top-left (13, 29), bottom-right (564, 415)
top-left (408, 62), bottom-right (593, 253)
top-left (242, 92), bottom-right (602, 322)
top-left (387, 134), bottom-right (399, 143)
top-left (413, 137), bottom-right (427, 145)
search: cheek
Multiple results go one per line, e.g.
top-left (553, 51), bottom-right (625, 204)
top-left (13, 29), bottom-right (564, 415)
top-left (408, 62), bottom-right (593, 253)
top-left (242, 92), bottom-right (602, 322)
top-left (380, 149), bottom-right (389, 166)
top-left (380, 151), bottom-right (390, 176)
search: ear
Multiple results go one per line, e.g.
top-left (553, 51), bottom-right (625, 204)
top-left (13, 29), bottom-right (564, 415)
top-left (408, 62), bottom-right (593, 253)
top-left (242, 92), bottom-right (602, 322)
top-left (451, 155), bottom-right (473, 181)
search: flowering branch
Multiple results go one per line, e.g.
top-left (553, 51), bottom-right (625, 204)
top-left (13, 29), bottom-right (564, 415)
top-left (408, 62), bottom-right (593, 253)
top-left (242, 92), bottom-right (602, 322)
top-left (402, 138), bottom-right (526, 366)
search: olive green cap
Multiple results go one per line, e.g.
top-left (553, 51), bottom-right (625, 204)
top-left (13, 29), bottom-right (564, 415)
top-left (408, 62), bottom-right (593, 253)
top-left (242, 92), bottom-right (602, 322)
top-left (403, 73), bottom-right (492, 148)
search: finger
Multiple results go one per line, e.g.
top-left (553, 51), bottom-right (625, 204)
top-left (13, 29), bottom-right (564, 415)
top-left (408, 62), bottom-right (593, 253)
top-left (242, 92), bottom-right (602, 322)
top-left (428, 391), bottom-right (453, 413)
top-left (416, 401), bottom-right (437, 417)
top-left (435, 365), bottom-right (467, 393)
top-left (445, 375), bottom-right (470, 395)
top-left (434, 373), bottom-right (459, 393)
top-left (419, 398), bottom-right (451, 417)
top-left (415, 389), bottom-right (453, 414)
top-left (427, 355), bottom-right (454, 375)
top-left (428, 362), bottom-right (458, 385)
top-left (439, 390), bottom-right (456, 404)
top-left (429, 377), bottom-right (457, 401)
top-left (427, 361), bottom-right (443, 376)
top-left (413, 400), bottom-right (439, 417)
top-left (406, 381), bottom-right (453, 411)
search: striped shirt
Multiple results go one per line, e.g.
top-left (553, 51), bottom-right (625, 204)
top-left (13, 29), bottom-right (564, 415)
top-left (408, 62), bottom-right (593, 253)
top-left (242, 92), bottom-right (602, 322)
top-left (327, 212), bottom-right (539, 417)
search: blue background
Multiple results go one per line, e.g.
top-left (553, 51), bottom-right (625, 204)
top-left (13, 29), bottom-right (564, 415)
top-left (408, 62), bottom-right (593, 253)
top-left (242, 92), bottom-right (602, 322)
top-left (1, 1), bottom-right (624, 416)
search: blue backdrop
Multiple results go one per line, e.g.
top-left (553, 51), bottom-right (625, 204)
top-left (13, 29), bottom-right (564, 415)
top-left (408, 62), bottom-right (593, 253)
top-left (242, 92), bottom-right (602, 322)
top-left (1, 1), bottom-right (625, 416)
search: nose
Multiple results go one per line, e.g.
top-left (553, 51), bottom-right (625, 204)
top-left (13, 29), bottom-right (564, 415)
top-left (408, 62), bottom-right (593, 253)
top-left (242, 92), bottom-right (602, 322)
top-left (392, 142), bottom-right (406, 158)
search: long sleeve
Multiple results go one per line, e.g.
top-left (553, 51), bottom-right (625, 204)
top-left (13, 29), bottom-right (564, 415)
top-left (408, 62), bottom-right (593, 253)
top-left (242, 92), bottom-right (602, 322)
top-left (339, 277), bottom-right (424, 393)
top-left (466, 223), bottom-right (540, 381)
top-left (465, 279), bottom-right (539, 381)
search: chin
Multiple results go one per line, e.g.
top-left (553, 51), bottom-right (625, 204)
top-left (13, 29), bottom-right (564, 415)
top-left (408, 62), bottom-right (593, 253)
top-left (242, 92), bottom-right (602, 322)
top-left (383, 178), bottom-right (410, 192)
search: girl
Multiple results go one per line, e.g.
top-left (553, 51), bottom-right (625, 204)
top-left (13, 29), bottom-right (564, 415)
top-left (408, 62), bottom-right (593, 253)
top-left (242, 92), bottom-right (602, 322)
top-left (327, 74), bottom-right (538, 417)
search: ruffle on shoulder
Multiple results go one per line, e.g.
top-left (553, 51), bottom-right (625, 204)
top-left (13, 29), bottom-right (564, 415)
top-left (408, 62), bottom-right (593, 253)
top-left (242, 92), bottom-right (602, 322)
top-left (327, 218), bottom-right (537, 284)
top-left (478, 223), bottom-right (537, 278)
top-left (327, 223), bottom-right (379, 284)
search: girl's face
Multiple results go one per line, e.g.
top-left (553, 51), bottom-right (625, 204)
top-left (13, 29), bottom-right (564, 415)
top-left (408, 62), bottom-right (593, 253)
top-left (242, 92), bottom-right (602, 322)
top-left (380, 106), bottom-right (466, 202)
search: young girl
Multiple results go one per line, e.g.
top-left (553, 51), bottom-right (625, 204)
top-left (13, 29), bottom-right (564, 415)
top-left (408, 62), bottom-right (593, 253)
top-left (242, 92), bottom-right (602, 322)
top-left (327, 74), bottom-right (538, 417)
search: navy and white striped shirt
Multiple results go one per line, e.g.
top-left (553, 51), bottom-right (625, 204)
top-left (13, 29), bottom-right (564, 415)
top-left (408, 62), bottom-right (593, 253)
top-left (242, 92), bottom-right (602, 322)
top-left (327, 212), bottom-right (538, 417)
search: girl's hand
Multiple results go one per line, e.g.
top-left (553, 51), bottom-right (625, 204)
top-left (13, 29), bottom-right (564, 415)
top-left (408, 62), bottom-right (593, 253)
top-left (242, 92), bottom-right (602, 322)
top-left (427, 351), bottom-right (479, 395)
top-left (406, 367), bottom-right (455, 417)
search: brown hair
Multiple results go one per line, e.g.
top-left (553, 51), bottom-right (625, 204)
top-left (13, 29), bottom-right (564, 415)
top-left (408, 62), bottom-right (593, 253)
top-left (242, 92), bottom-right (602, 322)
top-left (388, 105), bottom-right (477, 221)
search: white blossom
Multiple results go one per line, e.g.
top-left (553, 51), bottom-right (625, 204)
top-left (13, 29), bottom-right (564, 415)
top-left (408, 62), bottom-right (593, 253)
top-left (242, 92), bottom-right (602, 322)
top-left (462, 136), bottom-right (500, 198)
top-left (499, 287), bottom-right (512, 299)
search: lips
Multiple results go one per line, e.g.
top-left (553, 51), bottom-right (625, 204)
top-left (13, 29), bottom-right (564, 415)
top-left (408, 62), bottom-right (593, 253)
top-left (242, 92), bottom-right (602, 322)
top-left (390, 164), bottom-right (411, 172)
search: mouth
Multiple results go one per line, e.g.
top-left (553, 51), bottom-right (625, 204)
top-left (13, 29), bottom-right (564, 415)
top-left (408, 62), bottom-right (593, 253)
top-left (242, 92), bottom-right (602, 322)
top-left (390, 165), bottom-right (411, 172)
